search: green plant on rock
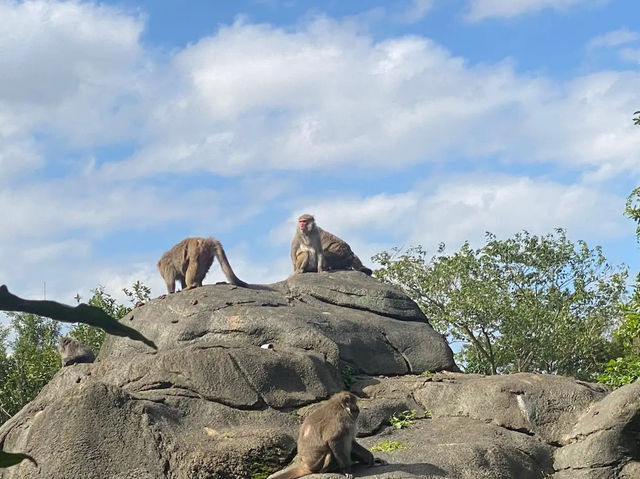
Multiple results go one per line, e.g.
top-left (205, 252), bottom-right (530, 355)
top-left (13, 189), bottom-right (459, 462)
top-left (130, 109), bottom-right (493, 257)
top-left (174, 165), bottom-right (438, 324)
top-left (390, 409), bottom-right (417, 429)
top-left (370, 440), bottom-right (406, 452)
top-left (250, 462), bottom-right (281, 479)
top-left (341, 365), bottom-right (354, 389)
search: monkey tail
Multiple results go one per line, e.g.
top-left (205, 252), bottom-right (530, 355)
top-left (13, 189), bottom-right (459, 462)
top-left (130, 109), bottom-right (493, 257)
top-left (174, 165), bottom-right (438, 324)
top-left (208, 238), bottom-right (249, 287)
top-left (351, 254), bottom-right (373, 276)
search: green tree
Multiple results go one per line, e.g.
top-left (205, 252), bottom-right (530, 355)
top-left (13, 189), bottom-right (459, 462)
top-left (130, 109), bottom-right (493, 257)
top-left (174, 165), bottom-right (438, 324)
top-left (0, 282), bottom-right (152, 427)
top-left (374, 229), bottom-right (626, 379)
top-left (625, 186), bottom-right (640, 244)
top-left (597, 183), bottom-right (640, 388)
top-left (0, 313), bottom-right (61, 422)
top-left (69, 281), bottom-right (151, 354)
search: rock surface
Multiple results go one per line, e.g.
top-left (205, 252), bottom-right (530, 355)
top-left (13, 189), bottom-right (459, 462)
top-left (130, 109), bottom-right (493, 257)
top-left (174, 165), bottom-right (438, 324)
top-left (0, 271), bottom-right (637, 479)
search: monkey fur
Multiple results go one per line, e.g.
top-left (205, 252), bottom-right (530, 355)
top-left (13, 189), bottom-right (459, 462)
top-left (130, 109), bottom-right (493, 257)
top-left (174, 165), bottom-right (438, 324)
top-left (267, 391), bottom-right (382, 479)
top-left (291, 214), bottom-right (325, 274)
top-left (57, 336), bottom-right (95, 367)
top-left (291, 214), bottom-right (373, 276)
top-left (157, 237), bottom-right (248, 294)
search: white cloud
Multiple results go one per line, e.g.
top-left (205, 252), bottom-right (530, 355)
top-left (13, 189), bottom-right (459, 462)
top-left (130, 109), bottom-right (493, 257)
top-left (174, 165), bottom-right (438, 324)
top-left (273, 175), bottom-right (628, 259)
top-left (0, 180), bottom-right (226, 240)
top-left (3, 4), bottom-right (638, 182)
top-left (394, 0), bottom-right (435, 24)
top-left (619, 47), bottom-right (640, 64)
top-left (90, 17), bottom-right (640, 182)
top-left (465, 0), bottom-right (608, 22)
top-left (410, 176), bottom-right (628, 249)
top-left (0, 0), bottom-right (147, 146)
top-left (587, 28), bottom-right (640, 49)
top-left (1, 2), bottom-right (638, 309)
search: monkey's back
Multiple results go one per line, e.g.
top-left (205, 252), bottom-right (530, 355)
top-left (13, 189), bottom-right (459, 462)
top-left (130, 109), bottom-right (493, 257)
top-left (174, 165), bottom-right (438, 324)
top-left (319, 229), bottom-right (355, 268)
top-left (297, 402), bottom-right (352, 469)
top-left (161, 237), bottom-right (216, 274)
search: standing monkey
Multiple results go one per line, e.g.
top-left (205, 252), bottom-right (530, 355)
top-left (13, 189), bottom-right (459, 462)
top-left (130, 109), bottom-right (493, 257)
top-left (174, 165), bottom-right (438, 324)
top-left (158, 237), bottom-right (247, 294)
top-left (267, 392), bottom-right (384, 479)
top-left (290, 214), bottom-right (373, 275)
top-left (290, 214), bottom-right (325, 274)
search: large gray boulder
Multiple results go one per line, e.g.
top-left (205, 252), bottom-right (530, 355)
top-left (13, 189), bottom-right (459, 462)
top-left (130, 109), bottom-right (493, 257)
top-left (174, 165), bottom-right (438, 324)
top-left (0, 272), bottom-right (456, 478)
top-left (553, 379), bottom-right (640, 478)
top-left (0, 272), bottom-right (637, 479)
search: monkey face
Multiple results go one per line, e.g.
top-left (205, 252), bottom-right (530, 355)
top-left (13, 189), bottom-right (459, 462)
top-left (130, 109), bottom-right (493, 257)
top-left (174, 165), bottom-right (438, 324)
top-left (338, 392), bottom-right (360, 418)
top-left (298, 214), bottom-right (315, 232)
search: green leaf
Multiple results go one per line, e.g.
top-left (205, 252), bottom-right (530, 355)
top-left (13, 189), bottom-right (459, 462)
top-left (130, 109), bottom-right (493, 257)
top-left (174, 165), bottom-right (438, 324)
top-left (0, 285), bottom-right (156, 350)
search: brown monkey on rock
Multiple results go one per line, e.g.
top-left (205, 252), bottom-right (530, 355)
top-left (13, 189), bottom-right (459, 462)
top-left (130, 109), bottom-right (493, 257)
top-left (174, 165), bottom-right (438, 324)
top-left (290, 214), bottom-right (373, 275)
top-left (267, 391), bottom-right (385, 479)
top-left (158, 237), bottom-right (247, 294)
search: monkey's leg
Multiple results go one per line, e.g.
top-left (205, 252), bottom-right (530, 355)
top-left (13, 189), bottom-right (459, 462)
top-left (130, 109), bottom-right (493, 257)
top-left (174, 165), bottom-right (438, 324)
top-left (266, 463), bottom-right (311, 479)
top-left (330, 441), bottom-right (354, 479)
top-left (295, 250), bottom-right (310, 274)
top-left (317, 252), bottom-right (326, 272)
top-left (351, 440), bottom-right (386, 466)
top-left (184, 262), bottom-right (200, 289)
top-left (163, 271), bottom-right (177, 294)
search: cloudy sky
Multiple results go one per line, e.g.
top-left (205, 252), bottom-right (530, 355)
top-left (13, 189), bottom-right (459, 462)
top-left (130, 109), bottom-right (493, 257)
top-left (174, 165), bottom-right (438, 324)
top-left (1, 0), bottom-right (639, 311)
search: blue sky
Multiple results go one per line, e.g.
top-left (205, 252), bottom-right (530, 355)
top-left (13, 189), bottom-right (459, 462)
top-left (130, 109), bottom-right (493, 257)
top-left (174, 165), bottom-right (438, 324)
top-left (1, 0), bottom-right (639, 310)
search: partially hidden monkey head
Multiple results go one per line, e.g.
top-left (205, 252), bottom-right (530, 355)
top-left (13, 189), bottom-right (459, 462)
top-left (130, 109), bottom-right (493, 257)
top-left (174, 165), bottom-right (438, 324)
top-left (334, 391), bottom-right (360, 419)
top-left (298, 214), bottom-right (316, 233)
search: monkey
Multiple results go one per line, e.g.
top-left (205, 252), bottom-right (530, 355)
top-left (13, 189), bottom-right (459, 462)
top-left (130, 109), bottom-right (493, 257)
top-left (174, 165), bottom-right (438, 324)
top-left (57, 336), bottom-right (95, 367)
top-left (157, 237), bottom-right (248, 294)
top-left (320, 229), bottom-right (373, 276)
top-left (267, 391), bottom-right (384, 479)
top-left (290, 214), bottom-right (373, 276)
top-left (290, 214), bottom-right (325, 274)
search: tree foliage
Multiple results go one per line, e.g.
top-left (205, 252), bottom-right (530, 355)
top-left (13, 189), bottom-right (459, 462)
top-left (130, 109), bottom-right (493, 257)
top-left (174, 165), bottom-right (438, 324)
top-left (0, 313), bottom-right (61, 422)
top-left (625, 186), bottom-right (640, 244)
top-left (597, 291), bottom-right (640, 388)
top-left (69, 282), bottom-right (150, 353)
top-left (0, 282), bottom-right (151, 427)
top-left (597, 182), bottom-right (640, 388)
top-left (374, 229), bottom-right (626, 379)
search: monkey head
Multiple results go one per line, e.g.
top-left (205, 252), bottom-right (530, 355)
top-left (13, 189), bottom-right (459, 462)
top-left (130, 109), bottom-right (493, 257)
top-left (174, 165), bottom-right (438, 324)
top-left (335, 391), bottom-right (360, 419)
top-left (298, 214), bottom-right (316, 234)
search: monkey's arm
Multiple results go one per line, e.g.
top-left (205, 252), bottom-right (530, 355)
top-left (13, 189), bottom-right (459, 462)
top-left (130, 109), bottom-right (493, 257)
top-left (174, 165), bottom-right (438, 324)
top-left (329, 438), bottom-right (354, 479)
top-left (290, 239), bottom-right (301, 272)
top-left (351, 441), bottom-right (387, 466)
top-left (350, 441), bottom-right (373, 466)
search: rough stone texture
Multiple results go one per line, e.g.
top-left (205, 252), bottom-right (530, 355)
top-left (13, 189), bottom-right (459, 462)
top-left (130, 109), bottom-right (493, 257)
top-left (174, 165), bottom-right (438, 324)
top-left (0, 272), bottom-right (637, 479)
top-left (552, 379), bottom-right (640, 479)
top-left (352, 372), bottom-right (609, 445)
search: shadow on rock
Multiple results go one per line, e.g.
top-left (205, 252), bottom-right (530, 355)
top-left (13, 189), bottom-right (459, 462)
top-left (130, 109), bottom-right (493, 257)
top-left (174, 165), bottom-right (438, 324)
top-left (356, 462), bottom-right (448, 477)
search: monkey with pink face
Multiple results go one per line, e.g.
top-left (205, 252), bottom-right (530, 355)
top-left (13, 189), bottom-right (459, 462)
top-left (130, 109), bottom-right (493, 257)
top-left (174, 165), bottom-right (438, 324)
top-left (290, 214), bottom-right (373, 276)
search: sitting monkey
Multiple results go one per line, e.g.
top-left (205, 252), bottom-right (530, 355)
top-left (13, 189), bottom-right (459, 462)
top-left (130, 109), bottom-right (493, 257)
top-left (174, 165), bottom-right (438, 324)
top-left (268, 391), bottom-right (385, 479)
top-left (290, 214), bottom-right (373, 275)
